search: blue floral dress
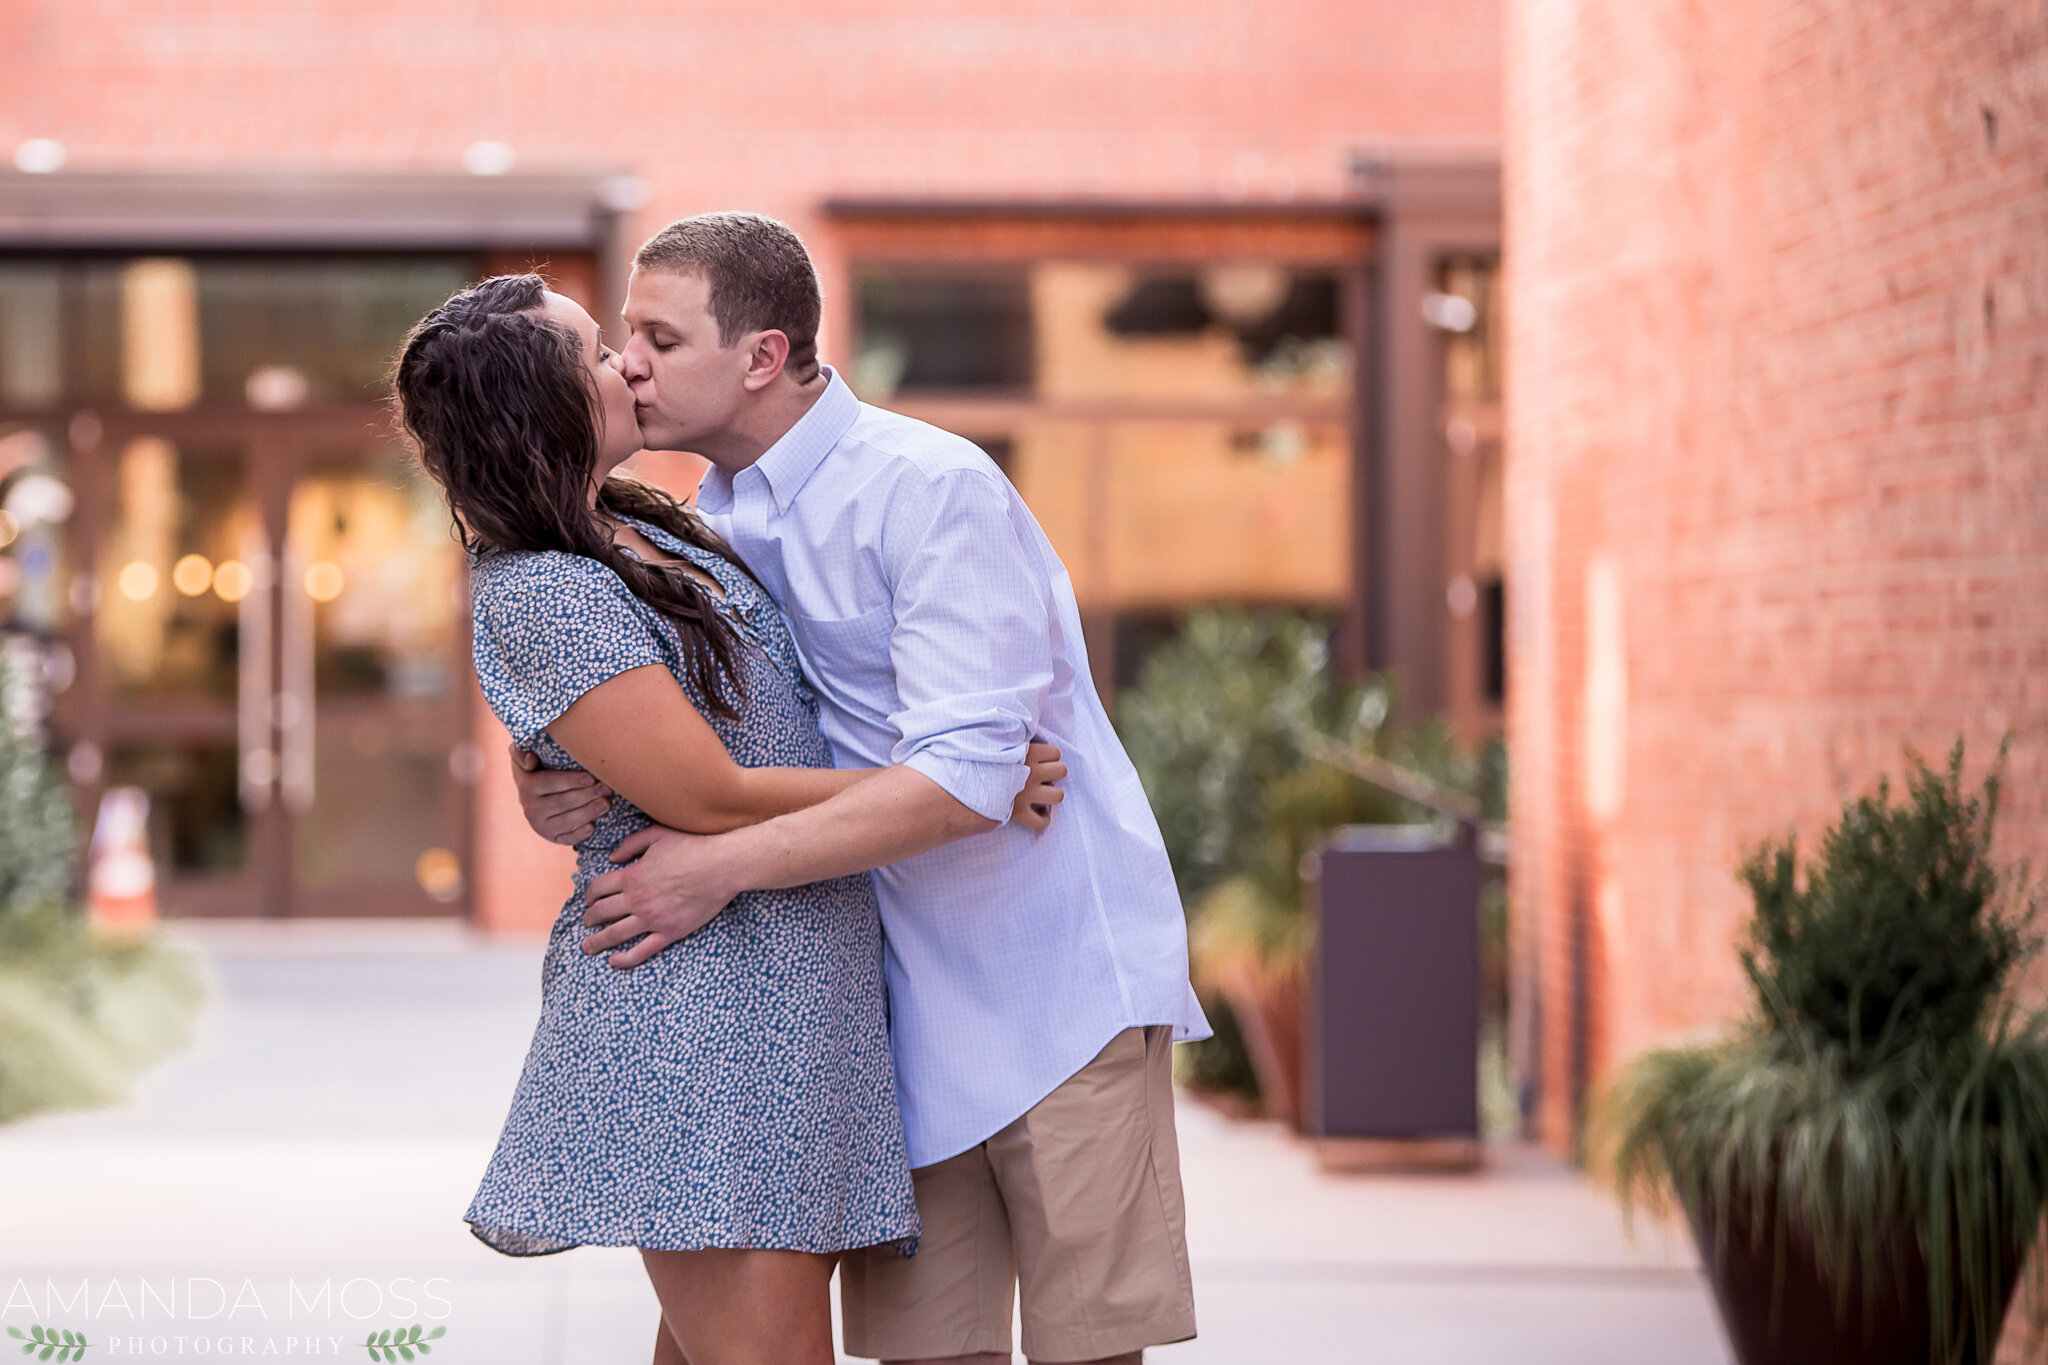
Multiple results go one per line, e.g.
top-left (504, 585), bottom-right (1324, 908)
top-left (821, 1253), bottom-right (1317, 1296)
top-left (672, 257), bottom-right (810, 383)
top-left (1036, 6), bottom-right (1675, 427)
top-left (464, 517), bottom-right (920, 1257)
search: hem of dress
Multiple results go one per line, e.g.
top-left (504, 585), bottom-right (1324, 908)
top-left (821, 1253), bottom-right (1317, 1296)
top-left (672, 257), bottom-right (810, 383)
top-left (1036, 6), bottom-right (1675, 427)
top-left (467, 1219), bottom-right (919, 1260)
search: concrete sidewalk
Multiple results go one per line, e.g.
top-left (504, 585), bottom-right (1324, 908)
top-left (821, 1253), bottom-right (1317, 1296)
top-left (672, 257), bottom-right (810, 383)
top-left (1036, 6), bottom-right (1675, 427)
top-left (0, 922), bottom-right (1731, 1363)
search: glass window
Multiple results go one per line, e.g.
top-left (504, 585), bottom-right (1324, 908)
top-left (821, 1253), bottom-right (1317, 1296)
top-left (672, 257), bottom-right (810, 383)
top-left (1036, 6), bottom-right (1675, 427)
top-left (848, 252), bottom-right (1359, 692)
top-left (96, 438), bottom-right (255, 702)
top-left (290, 444), bottom-right (461, 700)
top-left (108, 740), bottom-right (246, 876)
top-left (1007, 419), bottom-right (1350, 608)
top-left (0, 255), bottom-right (474, 410)
top-left (1439, 256), bottom-right (1499, 403)
top-left (0, 424), bottom-right (71, 636)
top-left (194, 258), bottom-right (472, 406)
top-left (0, 264), bottom-right (62, 407)
top-left (1037, 262), bottom-right (1350, 403)
top-left (852, 270), bottom-right (1034, 397)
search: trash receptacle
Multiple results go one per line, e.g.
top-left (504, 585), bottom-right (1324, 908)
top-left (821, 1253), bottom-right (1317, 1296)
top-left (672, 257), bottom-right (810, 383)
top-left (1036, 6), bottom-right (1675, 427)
top-left (1304, 822), bottom-right (1481, 1168)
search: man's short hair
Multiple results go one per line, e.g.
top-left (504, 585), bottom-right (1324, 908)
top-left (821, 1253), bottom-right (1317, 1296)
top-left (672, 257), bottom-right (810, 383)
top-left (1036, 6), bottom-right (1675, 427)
top-left (634, 212), bottom-right (823, 383)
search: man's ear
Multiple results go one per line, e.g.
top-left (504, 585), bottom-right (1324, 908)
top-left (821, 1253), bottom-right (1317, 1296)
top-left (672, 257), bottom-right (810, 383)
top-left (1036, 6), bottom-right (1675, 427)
top-left (739, 329), bottom-right (791, 392)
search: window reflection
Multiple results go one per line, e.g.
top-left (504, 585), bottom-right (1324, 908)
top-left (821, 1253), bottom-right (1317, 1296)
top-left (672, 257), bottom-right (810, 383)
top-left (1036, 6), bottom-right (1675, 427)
top-left (0, 265), bottom-right (62, 407)
top-left (850, 256), bottom-right (1358, 688)
top-left (4, 256), bottom-right (473, 408)
top-left (1439, 257), bottom-right (1499, 403)
top-left (852, 270), bottom-right (1034, 396)
top-left (108, 740), bottom-right (245, 875)
top-left (194, 258), bottom-right (471, 405)
top-left (1008, 419), bottom-right (1349, 608)
top-left (122, 259), bottom-right (202, 412)
top-left (290, 447), bottom-right (459, 698)
top-left (1039, 263), bottom-right (1350, 402)
top-left (97, 439), bottom-right (253, 701)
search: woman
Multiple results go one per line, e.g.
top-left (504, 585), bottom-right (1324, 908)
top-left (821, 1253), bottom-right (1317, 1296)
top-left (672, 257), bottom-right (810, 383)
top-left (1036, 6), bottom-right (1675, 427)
top-left (392, 275), bottom-right (1050, 1365)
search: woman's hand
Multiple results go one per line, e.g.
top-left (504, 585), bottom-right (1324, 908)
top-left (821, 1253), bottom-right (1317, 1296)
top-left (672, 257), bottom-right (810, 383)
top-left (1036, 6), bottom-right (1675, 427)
top-left (1012, 741), bottom-right (1067, 831)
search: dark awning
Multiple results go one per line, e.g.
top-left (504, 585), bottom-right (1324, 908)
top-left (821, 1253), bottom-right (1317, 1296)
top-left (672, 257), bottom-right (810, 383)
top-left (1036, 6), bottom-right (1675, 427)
top-left (0, 169), bottom-right (640, 250)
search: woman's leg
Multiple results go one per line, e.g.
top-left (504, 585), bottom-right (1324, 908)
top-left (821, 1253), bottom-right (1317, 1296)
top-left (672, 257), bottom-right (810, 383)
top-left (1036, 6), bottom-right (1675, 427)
top-left (651, 1314), bottom-right (690, 1365)
top-left (640, 1248), bottom-right (836, 1365)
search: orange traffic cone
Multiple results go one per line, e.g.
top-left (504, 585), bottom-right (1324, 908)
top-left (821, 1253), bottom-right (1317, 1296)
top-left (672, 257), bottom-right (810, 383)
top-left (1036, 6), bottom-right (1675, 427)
top-left (88, 785), bottom-right (157, 931)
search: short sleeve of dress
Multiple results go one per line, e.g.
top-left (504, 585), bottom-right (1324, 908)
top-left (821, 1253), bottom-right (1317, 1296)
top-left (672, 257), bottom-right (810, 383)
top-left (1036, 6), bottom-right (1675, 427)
top-left (471, 552), bottom-right (668, 751)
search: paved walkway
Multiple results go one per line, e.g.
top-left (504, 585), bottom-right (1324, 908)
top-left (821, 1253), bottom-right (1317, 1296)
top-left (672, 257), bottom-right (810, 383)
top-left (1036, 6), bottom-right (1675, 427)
top-left (0, 922), bottom-right (1731, 1363)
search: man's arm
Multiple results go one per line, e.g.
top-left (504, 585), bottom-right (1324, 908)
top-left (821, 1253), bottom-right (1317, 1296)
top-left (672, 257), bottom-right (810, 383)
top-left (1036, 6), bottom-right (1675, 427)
top-left (581, 465), bottom-right (1063, 969)
top-left (579, 766), bottom-right (996, 968)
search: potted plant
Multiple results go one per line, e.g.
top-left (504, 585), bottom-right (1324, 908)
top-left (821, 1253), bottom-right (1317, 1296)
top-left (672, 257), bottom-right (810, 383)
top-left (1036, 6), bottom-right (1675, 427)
top-left (1598, 743), bottom-right (2048, 1365)
top-left (1119, 607), bottom-right (1487, 1123)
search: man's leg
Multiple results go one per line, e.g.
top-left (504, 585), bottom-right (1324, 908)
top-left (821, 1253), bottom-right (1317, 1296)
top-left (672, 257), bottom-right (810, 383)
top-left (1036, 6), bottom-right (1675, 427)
top-left (989, 1027), bottom-right (1196, 1365)
top-left (883, 1357), bottom-right (1136, 1365)
top-left (840, 1145), bottom-right (1018, 1362)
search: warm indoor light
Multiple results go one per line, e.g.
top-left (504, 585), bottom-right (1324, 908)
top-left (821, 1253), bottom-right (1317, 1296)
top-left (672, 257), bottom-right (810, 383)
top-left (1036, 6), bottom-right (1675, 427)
top-left (117, 560), bottom-right (159, 601)
top-left (414, 847), bottom-right (463, 902)
top-left (303, 560), bottom-right (345, 602)
top-left (0, 509), bottom-right (17, 550)
top-left (245, 364), bottom-right (310, 412)
top-left (122, 260), bottom-right (202, 412)
top-left (172, 553), bottom-right (214, 596)
top-left (212, 559), bottom-right (254, 602)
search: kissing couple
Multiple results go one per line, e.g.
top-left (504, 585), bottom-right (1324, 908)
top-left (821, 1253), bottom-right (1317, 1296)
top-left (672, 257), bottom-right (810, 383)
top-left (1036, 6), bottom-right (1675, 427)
top-left (392, 212), bottom-right (1208, 1365)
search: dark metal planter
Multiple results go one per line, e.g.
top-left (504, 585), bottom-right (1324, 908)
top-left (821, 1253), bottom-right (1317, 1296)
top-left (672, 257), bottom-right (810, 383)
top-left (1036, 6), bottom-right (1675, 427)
top-left (1683, 1179), bottom-right (2029, 1365)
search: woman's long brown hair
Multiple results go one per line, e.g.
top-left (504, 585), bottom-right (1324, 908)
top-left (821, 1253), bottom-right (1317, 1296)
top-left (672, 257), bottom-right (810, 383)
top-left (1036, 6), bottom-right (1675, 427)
top-left (393, 273), bottom-right (751, 717)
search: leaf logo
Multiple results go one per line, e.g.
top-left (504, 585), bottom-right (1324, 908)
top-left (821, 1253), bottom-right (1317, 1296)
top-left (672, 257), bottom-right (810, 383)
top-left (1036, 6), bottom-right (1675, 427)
top-left (6, 1325), bottom-right (92, 1362)
top-left (358, 1324), bottom-right (446, 1361)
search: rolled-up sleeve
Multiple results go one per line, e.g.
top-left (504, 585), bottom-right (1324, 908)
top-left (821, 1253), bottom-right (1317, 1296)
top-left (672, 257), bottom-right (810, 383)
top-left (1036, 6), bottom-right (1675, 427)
top-left (886, 469), bottom-right (1055, 823)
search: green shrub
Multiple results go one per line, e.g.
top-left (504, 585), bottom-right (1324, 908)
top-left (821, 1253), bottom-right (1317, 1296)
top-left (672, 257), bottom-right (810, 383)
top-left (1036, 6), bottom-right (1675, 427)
top-left (0, 907), bottom-right (205, 1123)
top-left (1119, 606), bottom-right (1490, 1100)
top-left (1118, 610), bottom-right (1367, 905)
top-left (0, 662), bottom-right (203, 1124)
top-left (0, 671), bottom-right (79, 920)
top-left (1739, 748), bottom-right (2023, 1067)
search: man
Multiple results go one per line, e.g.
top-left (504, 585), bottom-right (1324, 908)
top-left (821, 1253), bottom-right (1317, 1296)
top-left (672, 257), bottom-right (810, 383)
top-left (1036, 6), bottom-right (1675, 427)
top-left (513, 212), bottom-right (1207, 1365)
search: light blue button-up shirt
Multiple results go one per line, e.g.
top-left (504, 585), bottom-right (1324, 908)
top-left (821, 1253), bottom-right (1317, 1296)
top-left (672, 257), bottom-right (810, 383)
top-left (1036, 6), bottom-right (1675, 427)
top-left (696, 369), bottom-right (1210, 1167)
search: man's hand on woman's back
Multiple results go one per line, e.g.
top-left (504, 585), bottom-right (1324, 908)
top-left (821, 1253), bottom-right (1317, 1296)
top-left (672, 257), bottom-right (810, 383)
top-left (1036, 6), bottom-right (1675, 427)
top-left (510, 742), bottom-right (613, 845)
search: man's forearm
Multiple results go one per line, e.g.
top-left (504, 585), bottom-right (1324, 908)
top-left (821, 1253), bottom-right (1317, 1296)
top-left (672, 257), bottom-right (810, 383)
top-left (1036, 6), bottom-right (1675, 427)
top-left (709, 764), bottom-right (995, 895)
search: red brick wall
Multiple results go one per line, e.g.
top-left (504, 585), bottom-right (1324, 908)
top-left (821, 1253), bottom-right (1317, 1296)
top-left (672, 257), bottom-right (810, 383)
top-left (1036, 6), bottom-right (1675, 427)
top-left (0, 1), bottom-right (1500, 932)
top-left (0, 0), bottom-right (1500, 355)
top-left (1504, 0), bottom-right (2048, 1150)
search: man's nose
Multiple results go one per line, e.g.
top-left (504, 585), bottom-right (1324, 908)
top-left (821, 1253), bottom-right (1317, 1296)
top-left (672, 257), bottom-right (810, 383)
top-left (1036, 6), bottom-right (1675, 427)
top-left (619, 334), bottom-right (652, 382)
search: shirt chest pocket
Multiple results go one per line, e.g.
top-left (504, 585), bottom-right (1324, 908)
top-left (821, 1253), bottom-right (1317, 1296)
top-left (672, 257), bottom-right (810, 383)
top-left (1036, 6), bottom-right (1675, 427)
top-left (787, 602), bottom-right (897, 705)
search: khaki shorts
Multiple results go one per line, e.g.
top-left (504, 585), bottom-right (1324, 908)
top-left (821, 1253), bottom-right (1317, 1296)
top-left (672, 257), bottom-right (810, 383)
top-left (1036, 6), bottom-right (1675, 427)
top-left (840, 1026), bottom-right (1196, 1362)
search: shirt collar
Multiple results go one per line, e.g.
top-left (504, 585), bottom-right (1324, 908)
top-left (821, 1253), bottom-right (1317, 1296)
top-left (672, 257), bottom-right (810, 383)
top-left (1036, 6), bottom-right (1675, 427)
top-left (700, 366), bottom-right (860, 515)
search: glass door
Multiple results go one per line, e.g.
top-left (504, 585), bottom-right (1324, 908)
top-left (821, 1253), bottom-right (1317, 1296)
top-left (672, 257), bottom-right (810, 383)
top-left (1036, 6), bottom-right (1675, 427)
top-left (284, 439), bottom-right (471, 915)
top-left (17, 251), bottom-right (490, 917)
top-left (3, 249), bottom-right (603, 917)
top-left (86, 421), bottom-right (269, 916)
top-left (75, 414), bottom-right (472, 917)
